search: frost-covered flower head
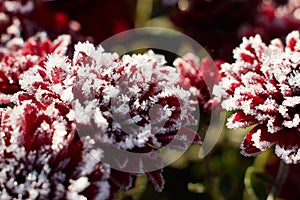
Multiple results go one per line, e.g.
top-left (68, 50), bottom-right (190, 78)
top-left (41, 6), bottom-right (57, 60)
top-left (0, 0), bottom-right (35, 42)
top-left (0, 32), bottom-right (70, 104)
top-left (68, 42), bottom-right (199, 152)
top-left (214, 31), bottom-right (300, 164)
top-left (70, 42), bottom-right (200, 191)
top-left (174, 53), bottom-right (222, 112)
top-left (12, 46), bottom-right (133, 199)
top-left (0, 98), bottom-right (112, 199)
top-left (0, 0), bottom-right (85, 50)
top-left (0, 0), bottom-right (37, 42)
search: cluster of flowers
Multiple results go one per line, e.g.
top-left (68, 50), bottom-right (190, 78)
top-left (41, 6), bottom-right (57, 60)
top-left (2, 0), bottom-right (300, 199)
top-left (0, 1), bottom-right (207, 199)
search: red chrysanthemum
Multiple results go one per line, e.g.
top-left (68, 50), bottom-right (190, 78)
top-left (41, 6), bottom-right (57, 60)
top-left (0, 98), bottom-right (112, 199)
top-left (215, 31), bottom-right (300, 164)
top-left (68, 42), bottom-right (200, 191)
top-left (173, 53), bottom-right (223, 112)
top-left (0, 0), bottom-right (33, 42)
top-left (12, 47), bottom-right (132, 199)
top-left (0, 32), bottom-right (70, 104)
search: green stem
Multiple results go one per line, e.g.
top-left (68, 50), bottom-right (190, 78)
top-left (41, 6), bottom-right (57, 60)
top-left (266, 160), bottom-right (289, 200)
top-left (203, 156), bottom-right (223, 200)
top-left (198, 112), bottom-right (223, 200)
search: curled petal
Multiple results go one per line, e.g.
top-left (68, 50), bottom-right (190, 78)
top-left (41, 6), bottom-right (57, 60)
top-left (227, 111), bottom-right (257, 129)
top-left (241, 125), bottom-right (275, 156)
top-left (146, 170), bottom-right (165, 192)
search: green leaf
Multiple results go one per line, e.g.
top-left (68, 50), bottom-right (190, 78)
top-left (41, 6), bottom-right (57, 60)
top-left (243, 151), bottom-right (275, 200)
top-left (244, 166), bottom-right (260, 200)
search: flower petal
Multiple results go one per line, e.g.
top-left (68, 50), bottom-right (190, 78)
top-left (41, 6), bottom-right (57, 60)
top-left (241, 125), bottom-right (275, 156)
top-left (146, 169), bottom-right (165, 192)
top-left (274, 129), bottom-right (300, 164)
top-left (227, 111), bottom-right (257, 129)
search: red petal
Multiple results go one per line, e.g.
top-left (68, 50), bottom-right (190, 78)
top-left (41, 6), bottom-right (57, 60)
top-left (108, 170), bottom-right (132, 199)
top-left (276, 128), bottom-right (300, 148)
top-left (274, 129), bottom-right (300, 164)
top-left (241, 125), bottom-right (274, 156)
top-left (240, 52), bottom-right (256, 64)
top-left (146, 169), bottom-right (165, 192)
top-left (109, 169), bottom-right (133, 190)
top-left (230, 111), bottom-right (257, 128)
top-left (287, 37), bottom-right (297, 51)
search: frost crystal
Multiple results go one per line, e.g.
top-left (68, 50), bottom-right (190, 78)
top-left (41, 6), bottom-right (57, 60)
top-left (215, 31), bottom-right (300, 164)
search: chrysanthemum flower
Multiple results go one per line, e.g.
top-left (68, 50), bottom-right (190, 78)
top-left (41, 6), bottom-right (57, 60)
top-left (0, 0), bottom-right (85, 51)
top-left (0, 32), bottom-right (70, 104)
top-left (67, 42), bottom-right (200, 191)
top-left (214, 31), bottom-right (300, 164)
top-left (0, 0), bottom-right (33, 42)
top-left (0, 98), bottom-right (112, 199)
top-left (174, 53), bottom-right (223, 112)
top-left (11, 47), bottom-right (133, 199)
